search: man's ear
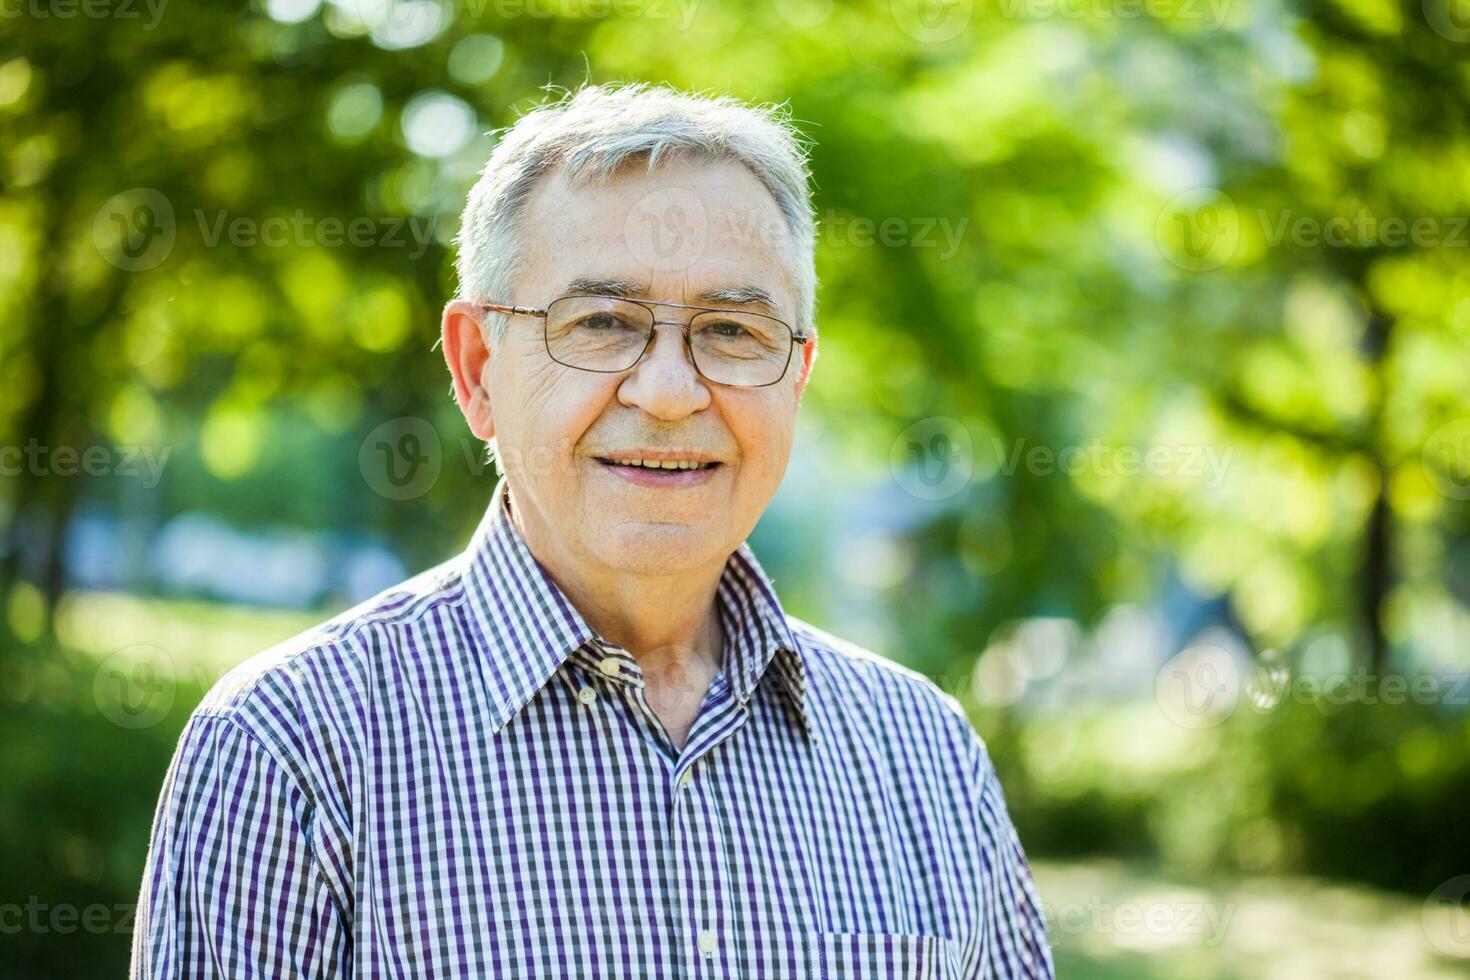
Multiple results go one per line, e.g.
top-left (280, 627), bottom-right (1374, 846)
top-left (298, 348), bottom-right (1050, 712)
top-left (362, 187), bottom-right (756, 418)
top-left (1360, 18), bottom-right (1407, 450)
top-left (441, 300), bottom-right (496, 441)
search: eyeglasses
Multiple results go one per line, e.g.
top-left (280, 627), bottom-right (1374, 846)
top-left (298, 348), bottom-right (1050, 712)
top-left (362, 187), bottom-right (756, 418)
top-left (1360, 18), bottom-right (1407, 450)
top-left (475, 294), bottom-right (809, 388)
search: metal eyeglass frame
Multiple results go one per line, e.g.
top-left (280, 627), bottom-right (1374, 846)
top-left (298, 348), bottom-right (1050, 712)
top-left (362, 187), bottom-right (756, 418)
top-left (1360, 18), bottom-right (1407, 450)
top-left (475, 294), bottom-right (810, 388)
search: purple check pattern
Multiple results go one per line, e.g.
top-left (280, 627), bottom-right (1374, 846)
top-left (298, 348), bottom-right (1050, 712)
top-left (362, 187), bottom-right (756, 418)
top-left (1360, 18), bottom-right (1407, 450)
top-left (132, 476), bottom-right (1053, 978)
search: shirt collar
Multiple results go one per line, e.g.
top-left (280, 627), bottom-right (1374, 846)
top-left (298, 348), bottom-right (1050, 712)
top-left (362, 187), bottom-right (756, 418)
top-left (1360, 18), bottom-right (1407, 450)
top-left (459, 476), bottom-right (811, 739)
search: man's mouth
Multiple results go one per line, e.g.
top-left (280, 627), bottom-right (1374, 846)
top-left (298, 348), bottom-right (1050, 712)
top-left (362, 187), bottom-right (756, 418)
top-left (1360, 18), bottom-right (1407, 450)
top-left (592, 454), bottom-right (725, 486)
top-left (595, 457), bottom-right (721, 472)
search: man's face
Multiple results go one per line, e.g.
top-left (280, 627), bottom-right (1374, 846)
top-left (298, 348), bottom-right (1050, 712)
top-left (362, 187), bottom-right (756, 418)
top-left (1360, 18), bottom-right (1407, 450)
top-left (446, 156), bottom-right (816, 577)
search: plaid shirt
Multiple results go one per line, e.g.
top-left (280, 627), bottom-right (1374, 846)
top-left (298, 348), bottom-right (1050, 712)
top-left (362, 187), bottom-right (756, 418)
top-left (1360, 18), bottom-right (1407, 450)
top-left (133, 476), bottom-right (1053, 979)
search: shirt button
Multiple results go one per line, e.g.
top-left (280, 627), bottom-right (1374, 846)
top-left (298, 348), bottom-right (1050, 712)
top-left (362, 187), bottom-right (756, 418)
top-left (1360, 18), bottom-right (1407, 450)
top-left (577, 686), bottom-right (597, 706)
top-left (697, 929), bottom-right (717, 954)
top-left (679, 769), bottom-right (695, 789)
top-left (597, 656), bottom-right (622, 678)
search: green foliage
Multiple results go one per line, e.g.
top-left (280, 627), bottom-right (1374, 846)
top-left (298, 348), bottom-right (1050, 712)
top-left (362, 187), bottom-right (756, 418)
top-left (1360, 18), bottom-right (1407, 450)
top-left (4, 0), bottom-right (1468, 655)
top-left (982, 696), bottom-right (1470, 896)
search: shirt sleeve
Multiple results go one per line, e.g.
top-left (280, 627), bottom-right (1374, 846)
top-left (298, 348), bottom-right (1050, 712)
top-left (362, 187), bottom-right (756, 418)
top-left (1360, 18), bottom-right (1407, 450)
top-left (130, 712), bottom-right (350, 979)
top-left (967, 742), bottom-right (1055, 979)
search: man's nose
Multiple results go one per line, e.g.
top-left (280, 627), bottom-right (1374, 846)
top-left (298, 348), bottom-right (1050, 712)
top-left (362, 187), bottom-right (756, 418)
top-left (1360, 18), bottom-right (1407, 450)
top-left (616, 321), bottom-right (711, 419)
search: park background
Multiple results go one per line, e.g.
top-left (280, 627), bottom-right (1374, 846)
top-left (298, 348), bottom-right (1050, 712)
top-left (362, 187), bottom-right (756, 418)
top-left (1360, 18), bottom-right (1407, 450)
top-left (3, 0), bottom-right (1470, 975)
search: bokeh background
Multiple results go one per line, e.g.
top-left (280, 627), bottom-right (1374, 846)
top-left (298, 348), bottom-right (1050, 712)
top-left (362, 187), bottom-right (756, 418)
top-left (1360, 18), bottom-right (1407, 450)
top-left (4, 0), bottom-right (1470, 976)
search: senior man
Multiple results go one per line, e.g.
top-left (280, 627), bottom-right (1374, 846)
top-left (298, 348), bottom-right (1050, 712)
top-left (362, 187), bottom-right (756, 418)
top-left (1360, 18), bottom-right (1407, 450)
top-left (133, 83), bottom-right (1053, 978)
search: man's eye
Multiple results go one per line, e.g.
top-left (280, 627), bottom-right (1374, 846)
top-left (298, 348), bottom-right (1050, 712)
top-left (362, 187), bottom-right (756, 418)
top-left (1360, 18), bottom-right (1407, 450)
top-left (705, 319), bottom-right (750, 338)
top-left (579, 313), bottom-right (630, 331)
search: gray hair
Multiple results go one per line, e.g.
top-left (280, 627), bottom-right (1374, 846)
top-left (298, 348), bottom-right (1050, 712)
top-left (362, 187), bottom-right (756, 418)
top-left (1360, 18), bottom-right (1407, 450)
top-left (453, 82), bottom-right (818, 348)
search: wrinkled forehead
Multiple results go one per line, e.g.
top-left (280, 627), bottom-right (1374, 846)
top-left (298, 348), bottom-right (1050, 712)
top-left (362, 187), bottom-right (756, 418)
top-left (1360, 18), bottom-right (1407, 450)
top-left (515, 155), bottom-right (801, 318)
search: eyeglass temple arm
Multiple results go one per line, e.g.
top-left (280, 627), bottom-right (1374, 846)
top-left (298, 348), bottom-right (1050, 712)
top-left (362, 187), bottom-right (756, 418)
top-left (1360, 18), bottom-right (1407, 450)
top-left (477, 302), bottom-right (547, 317)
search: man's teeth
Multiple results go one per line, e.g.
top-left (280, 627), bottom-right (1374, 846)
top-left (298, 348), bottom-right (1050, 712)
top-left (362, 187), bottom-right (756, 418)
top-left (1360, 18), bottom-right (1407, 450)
top-left (609, 459), bottom-right (713, 470)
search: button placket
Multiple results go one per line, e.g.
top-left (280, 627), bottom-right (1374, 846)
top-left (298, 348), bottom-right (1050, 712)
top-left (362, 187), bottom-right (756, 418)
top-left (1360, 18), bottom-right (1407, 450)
top-left (668, 678), bottom-right (742, 973)
top-left (672, 753), bottom-right (732, 977)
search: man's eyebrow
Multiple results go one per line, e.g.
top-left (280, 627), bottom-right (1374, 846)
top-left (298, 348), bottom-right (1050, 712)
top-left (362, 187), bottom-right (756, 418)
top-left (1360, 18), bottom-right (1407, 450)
top-left (562, 276), bottom-right (650, 298)
top-left (692, 285), bottom-right (778, 308)
top-left (560, 278), bottom-right (780, 310)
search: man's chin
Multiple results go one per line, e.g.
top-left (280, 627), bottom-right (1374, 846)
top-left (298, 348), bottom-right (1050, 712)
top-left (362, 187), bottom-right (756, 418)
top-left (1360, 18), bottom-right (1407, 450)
top-left (589, 522), bottom-right (725, 576)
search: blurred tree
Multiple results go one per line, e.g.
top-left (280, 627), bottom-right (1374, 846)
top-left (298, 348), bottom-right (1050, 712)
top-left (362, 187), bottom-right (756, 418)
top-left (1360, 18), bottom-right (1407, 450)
top-left (1, 0), bottom-right (1465, 710)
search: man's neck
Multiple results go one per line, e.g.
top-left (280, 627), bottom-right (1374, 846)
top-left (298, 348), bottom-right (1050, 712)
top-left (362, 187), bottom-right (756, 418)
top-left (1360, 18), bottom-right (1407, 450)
top-left (506, 487), bottom-right (727, 680)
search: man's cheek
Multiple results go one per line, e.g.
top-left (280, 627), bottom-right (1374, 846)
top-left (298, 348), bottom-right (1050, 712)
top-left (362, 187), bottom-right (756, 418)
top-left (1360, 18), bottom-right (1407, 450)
top-left (522, 354), bottom-right (564, 389)
top-left (501, 436), bottom-right (574, 484)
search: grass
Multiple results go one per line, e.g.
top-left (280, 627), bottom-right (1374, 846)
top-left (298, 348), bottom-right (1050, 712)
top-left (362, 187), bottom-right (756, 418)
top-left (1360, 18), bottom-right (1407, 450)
top-left (1035, 859), bottom-right (1470, 979)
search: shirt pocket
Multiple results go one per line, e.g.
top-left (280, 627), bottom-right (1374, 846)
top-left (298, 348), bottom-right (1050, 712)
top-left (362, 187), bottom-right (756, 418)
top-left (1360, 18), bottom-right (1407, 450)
top-left (810, 932), bottom-right (961, 980)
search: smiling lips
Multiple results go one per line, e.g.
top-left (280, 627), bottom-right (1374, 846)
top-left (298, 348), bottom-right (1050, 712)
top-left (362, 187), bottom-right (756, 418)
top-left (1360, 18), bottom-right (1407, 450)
top-left (594, 452), bottom-right (724, 486)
